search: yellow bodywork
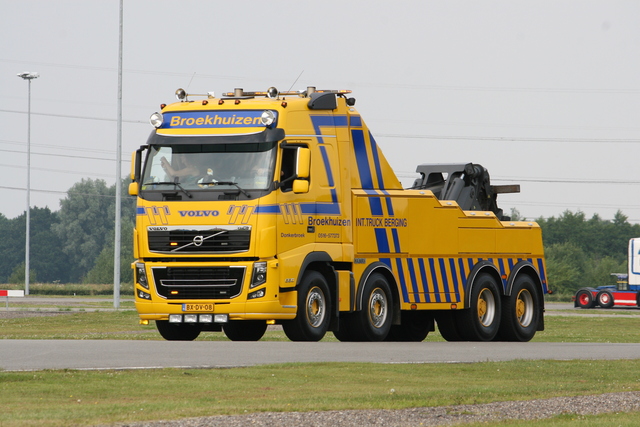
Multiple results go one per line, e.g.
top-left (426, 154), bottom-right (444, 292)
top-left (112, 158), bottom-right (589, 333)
top-left (131, 90), bottom-right (547, 323)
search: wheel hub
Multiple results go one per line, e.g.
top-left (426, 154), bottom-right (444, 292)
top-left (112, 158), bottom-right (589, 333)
top-left (369, 288), bottom-right (387, 328)
top-left (306, 287), bottom-right (325, 328)
top-left (477, 288), bottom-right (495, 327)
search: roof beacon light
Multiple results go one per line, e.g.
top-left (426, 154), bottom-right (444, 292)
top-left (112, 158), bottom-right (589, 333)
top-left (261, 110), bottom-right (276, 127)
top-left (175, 88), bottom-right (187, 101)
top-left (149, 112), bottom-right (164, 128)
top-left (267, 87), bottom-right (279, 99)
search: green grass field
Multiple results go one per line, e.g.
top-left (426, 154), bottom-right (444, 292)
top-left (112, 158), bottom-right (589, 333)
top-left (1, 308), bottom-right (639, 342)
top-left (1, 302), bottom-right (639, 426)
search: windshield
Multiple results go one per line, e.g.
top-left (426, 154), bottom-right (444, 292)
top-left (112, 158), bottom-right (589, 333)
top-left (141, 142), bottom-right (277, 192)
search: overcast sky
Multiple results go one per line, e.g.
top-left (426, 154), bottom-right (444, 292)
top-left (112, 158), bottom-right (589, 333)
top-left (2, 1), bottom-right (639, 222)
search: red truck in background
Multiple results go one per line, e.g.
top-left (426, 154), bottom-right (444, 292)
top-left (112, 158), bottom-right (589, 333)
top-left (574, 238), bottom-right (640, 308)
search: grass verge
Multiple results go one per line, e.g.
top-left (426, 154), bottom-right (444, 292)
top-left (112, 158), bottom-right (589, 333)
top-left (1, 310), bottom-right (640, 342)
top-left (1, 360), bottom-right (639, 426)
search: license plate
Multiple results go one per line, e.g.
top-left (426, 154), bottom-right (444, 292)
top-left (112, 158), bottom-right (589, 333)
top-left (182, 303), bottom-right (214, 312)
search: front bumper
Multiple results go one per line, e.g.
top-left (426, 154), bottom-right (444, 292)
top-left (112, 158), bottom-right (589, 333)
top-left (133, 259), bottom-right (297, 321)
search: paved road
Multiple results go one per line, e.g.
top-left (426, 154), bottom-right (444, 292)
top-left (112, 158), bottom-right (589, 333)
top-left (1, 299), bottom-right (638, 371)
top-left (2, 340), bottom-right (640, 371)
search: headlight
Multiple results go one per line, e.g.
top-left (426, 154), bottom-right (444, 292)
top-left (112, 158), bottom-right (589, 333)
top-left (260, 110), bottom-right (276, 127)
top-left (250, 262), bottom-right (267, 288)
top-left (149, 112), bottom-right (163, 128)
top-left (136, 263), bottom-right (149, 289)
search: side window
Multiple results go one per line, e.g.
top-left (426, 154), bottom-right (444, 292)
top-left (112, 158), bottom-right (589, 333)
top-left (280, 146), bottom-right (298, 192)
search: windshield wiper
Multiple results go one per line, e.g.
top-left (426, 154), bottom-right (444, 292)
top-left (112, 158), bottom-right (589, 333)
top-left (143, 181), bottom-right (192, 198)
top-left (199, 181), bottom-right (250, 198)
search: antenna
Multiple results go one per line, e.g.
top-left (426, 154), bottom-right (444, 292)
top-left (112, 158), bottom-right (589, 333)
top-left (287, 70), bottom-right (304, 93)
top-left (186, 72), bottom-right (197, 91)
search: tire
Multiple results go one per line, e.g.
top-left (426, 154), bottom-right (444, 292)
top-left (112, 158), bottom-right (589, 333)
top-left (332, 313), bottom-right (360, 342)
top-left (457, 272), bottom-right (501, 341)
top-left (386, 311), bottom-right (432, 342)
top-left (596, 290), bottom-right (614, 308)
top-left (155, 320), bottom-right (201, 341)
top-left (222, 320), bottom-right (267, 341)
top-left (434, 311), bottom-right (464, 342)
top-left (496, 275), bottom-right (541, 342)
top-left (350, 273), bottom-right (393, 341)
top-left (282, 271), bottom-right (331, 341)
top-left (575, 289), bottom-right (595, 309)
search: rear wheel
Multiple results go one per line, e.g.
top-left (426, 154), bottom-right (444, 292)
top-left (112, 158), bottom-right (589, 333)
top-left (386, 311), bottom-right (433, 342)
top-left (458, 273), bottom-right (501, 341)
top-left (575, 289), bottom-right (594, 308)
top-left (497, 275), bottom-right (541, 342)
top-left (596, 290), bottom-right (614, 308)
top-left (332, 313), bottom-right (359, 342)
top-left (155, 320), bottom-right (201, 341)
top-left (282, 271), bottom-right (331, 341)
top-left (222, 320), bottom-right (267, 341)
top-left (350, 273), bottom-right (393, 341)
top-left (434, 311), bottom-right (463, 341)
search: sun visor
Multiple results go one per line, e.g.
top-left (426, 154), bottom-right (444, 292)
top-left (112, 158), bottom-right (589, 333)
top-left (146, 127), bottom-right (285, 146)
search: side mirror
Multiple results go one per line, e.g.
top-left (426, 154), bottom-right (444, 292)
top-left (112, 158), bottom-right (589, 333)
top-left (128, 182), bottom-right (138, 196)
top-left (296, 147), bottom-right (310, 179)
top-left (293, 179), bottom-right (309, 194)
top-left (130, 151), bottom-right (137, 180)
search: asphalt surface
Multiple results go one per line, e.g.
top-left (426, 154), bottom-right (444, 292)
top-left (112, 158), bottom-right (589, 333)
top-left (1, 299), bottom-right (639, 371)
top-left (1, 340), bottom-right (640, 371)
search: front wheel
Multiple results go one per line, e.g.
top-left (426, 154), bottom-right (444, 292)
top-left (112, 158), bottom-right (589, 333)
top-left (222, 320), bottom-right (267, 341)
top-left (458, 273), bottom-right (501, 341)
top-left (155, 320), bottom-right (201, 341)
top-left (282, 271), bottom-right (331, 341)
top-left (497, 275), bottom-right (541, 342)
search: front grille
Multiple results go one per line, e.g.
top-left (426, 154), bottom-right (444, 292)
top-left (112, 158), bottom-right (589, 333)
top-left (152, 266), bottom-right (245, 299)
top-left (148, 227), bottom-right (251, 254)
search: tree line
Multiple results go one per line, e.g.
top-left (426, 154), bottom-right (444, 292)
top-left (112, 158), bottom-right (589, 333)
top-left (535, 210), bottom-right (640, 296)
top-left (0, 178), bottom-right (135, 284)
top-left (0, 178), bottom-right (638, 297)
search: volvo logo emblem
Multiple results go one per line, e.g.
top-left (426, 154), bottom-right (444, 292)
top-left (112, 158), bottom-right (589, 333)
top-left (192, 235), bottom-right (204, 246)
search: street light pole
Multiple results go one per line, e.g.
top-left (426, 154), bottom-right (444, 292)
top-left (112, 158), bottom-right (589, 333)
top-left (114, 0), bottom-right (123, 309)
top-left (17, 71), bottom-right (39, 296)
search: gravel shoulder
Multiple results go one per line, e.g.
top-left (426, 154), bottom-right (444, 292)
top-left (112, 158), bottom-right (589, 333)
top-left (115, 392), bottom-right (640, 427)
